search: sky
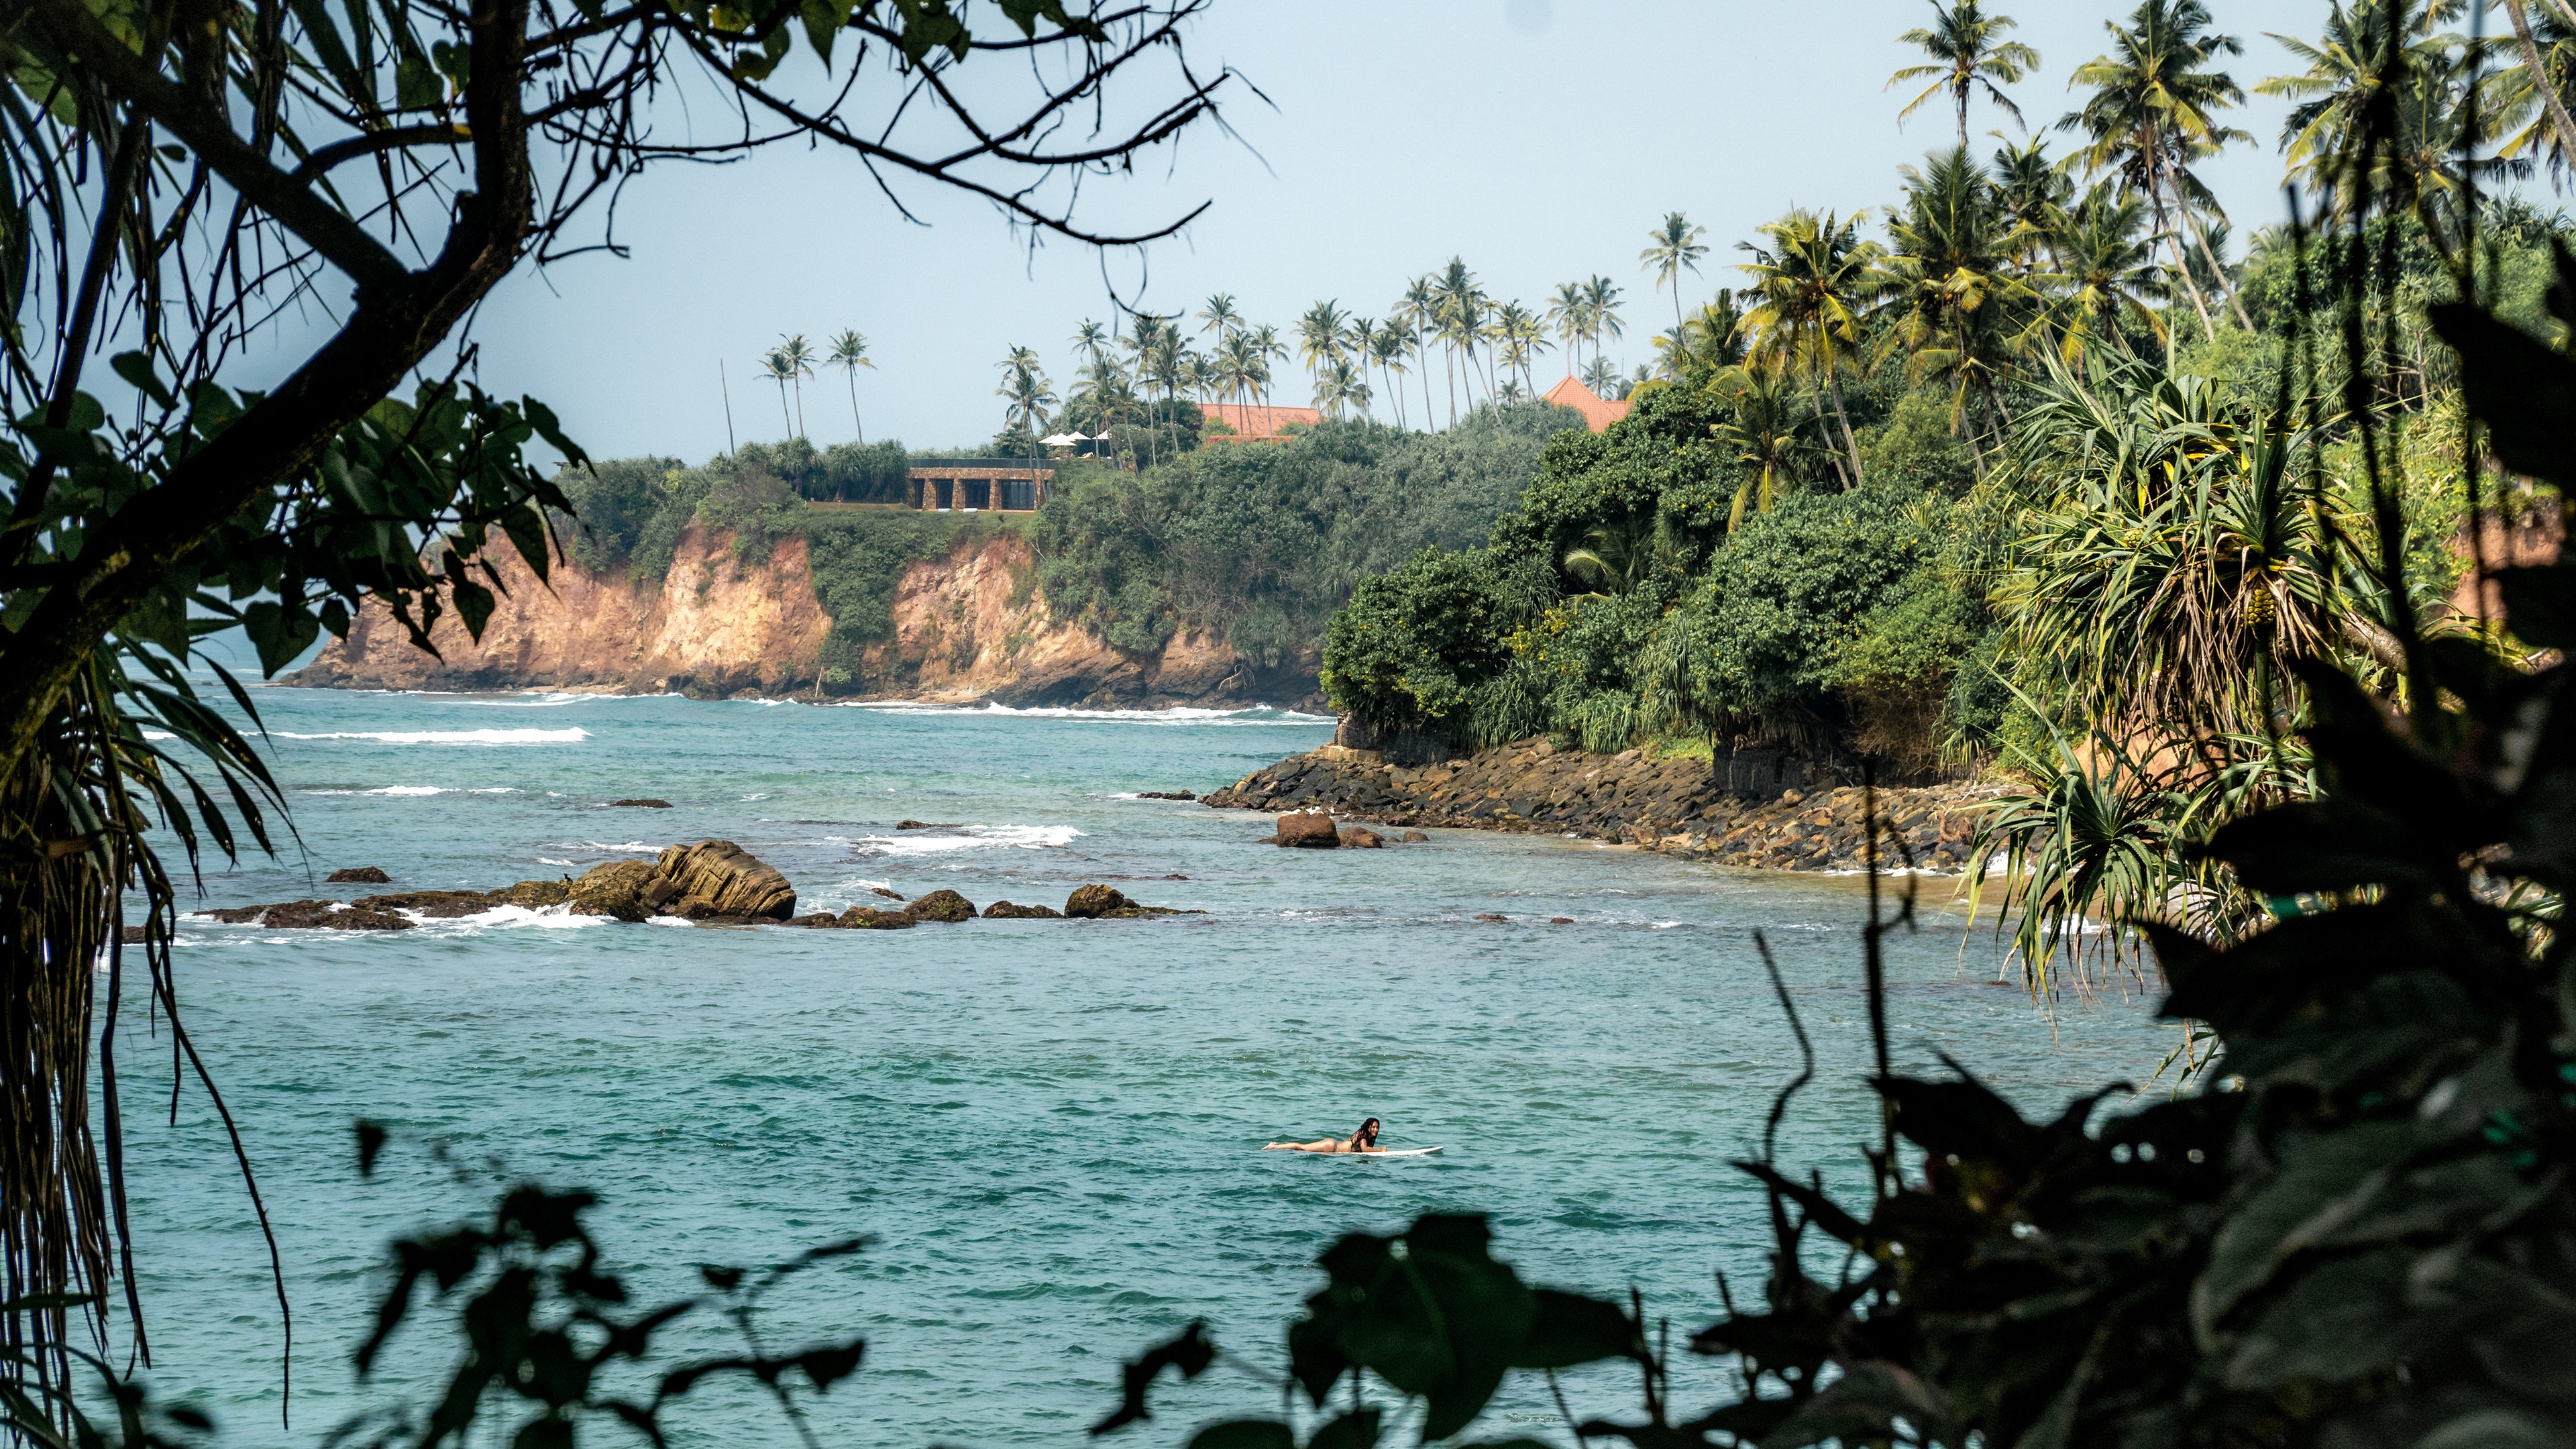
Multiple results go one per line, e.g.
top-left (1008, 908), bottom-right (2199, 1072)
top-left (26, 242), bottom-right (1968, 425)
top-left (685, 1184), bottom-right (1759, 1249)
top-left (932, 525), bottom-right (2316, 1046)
top-left (329, 0), bottom-right (2348, 460)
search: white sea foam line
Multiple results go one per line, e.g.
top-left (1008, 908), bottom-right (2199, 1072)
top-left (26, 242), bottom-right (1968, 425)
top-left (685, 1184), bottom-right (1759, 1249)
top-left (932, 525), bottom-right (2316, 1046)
top-left (538, 857), bottom-right (575, 867)
top-left (405, 903), bottom-right (606, 930)
top-left (544, 839), bottom-right (661, 853)
top-left (845, 702), bottom-right (1330, 724)
top-left (302, 784), bottom-right (522, 797)
top-left (855, 824), bottom-right (1083, 855)
top-left (276, 727), bottom-right (588, 745)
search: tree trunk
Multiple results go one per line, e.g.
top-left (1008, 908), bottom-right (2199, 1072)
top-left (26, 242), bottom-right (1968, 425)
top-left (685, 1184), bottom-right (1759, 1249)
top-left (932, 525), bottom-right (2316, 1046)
top-left (2149, 154), bottom-right (2219, 341)
top-left (2180, 201), bottom-right (2253, 329)
top-left (2508, 0), bottom-right (2576, 168)
top-left (1827, 372), bottom-right (1866, 488)
top-left (1955, 80), bottom-right (1969, 152)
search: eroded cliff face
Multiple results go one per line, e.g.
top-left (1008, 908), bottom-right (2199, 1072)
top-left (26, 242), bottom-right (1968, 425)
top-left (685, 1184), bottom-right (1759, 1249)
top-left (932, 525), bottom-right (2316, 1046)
top-left (290, 528), bottom-right (1320, 707)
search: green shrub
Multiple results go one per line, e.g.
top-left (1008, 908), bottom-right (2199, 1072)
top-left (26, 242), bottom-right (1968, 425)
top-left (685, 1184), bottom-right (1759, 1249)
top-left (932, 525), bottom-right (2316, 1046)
top-left (1320, 548), bottom-right (1515, 729)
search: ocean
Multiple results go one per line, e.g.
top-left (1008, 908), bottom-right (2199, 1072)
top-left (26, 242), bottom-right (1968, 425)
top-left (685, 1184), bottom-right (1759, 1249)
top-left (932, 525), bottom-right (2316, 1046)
top-left (112, 682), bottom-right (2171, 1446)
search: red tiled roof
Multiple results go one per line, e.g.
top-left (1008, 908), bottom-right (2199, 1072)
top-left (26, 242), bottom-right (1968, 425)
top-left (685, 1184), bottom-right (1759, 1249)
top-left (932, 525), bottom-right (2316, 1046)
top-left (1203, 401), bottom-right (1324, 441)
top-left (1541, 376), bottom-right (1631, 433)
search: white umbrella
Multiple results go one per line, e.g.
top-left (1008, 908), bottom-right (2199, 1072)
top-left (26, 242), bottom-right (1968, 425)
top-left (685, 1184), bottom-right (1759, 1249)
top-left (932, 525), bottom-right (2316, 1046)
top-left (1038, 432), bottom-right (1081, 446)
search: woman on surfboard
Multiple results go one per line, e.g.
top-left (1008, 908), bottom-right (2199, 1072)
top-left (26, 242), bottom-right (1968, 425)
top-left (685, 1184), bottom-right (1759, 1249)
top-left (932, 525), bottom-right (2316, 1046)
top-left (1265, 1118), bottom-right (1381, 1154)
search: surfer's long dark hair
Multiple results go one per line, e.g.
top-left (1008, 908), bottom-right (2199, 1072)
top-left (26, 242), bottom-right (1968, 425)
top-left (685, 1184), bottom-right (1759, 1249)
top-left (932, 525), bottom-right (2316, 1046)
top-left (1351, 1118), bottom-right (1380, 1147)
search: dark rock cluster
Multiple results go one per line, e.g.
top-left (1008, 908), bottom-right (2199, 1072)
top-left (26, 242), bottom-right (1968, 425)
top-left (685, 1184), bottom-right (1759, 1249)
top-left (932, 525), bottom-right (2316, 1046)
top-left (1203, 741), bottom-right (1998, 873)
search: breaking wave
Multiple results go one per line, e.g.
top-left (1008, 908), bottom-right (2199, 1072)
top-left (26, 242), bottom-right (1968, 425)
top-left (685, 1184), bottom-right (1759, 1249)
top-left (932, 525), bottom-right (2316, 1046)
top-left (854, 824), bottom-right (1084, 856)
top-left (276, 727), bottom-right (590, 745)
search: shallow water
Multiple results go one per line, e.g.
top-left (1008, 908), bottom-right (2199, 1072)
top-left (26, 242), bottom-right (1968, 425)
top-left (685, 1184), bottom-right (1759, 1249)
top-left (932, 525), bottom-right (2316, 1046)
top-left (113, 685), bottom-right (2169, 1446)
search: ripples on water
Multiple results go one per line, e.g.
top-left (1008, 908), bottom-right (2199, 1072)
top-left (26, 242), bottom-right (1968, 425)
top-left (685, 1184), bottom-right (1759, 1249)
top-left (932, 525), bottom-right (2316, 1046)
top-left (116, 684), bottom-right (2167, 1445)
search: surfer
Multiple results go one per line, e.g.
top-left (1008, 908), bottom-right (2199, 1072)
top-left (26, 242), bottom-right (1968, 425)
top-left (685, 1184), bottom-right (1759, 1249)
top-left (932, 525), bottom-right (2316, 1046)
top-left (1266, 1118), bottom-right (1381, 1154)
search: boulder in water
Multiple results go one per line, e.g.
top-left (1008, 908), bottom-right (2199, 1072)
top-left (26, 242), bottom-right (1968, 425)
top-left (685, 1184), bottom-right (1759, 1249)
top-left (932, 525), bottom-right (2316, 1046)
top-left (327, 866), bottom-right (392, 883)
top-left (610, 798), bottom-right (673, 808)
top-left (837, 906), bottom-right (917, 930)
top-left (261, 900), bottom-right (415, 931)
top-left (1401, 830), bottom-right (1429, 844)
top-left (352, 890), bottom-right (488, 918)
top-left (1063, 883), bottom-right (1131, 918)
top-left (570, 861), bottom-right (659, 922)
top-left (904, 889), bottom-right (977, 923)
top-left (870, 886), bottom-right (907, 902)
top-left (1337, 826), bottom-right (1384, 849)
top-left (981, 900), bottom-right (1063, 919)
top-left (1275, 812), bottom-right (1339, 848)
top-left (1136, 790), bottom-right (1197, 801)
top-left (655, 841), bottom-right (796, 920)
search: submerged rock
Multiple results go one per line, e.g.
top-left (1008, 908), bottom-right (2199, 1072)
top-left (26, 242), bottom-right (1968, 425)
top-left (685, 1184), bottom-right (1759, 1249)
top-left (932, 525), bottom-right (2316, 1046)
top-left (569, 861), bottom-right (659, 922)
top-left (981, 900), bottom-right (1064, 919)
top-left (1337, 826), bottom-right (1384, 849)
top-left (904, 889), bottom-right (977, 923)
top-left (837, 906), bottom-right (917, 930)
top-left (352, 890), bottom-right (489, 918)
top-left (870, 886), bottom-right (907, 902)
top-left (1136, 790), bottom-right (1197, 801)
top-left (1401, 830), bottom-right (1429, 843)
top-left (610, 798), bottom-right (673, 808)
top-left (655, 841), bottom-right (796, 920)
top-left (327, 866), bottom-right (392, 883)
top-left (262, 900), bottom-right (414, 931)
top-left (1275, 811), bottom-right (1338, 848)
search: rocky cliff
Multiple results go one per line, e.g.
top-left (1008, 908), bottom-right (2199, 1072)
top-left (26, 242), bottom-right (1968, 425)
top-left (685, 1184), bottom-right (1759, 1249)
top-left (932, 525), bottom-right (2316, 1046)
top-left (290, 527), bottom-right (1320, 707)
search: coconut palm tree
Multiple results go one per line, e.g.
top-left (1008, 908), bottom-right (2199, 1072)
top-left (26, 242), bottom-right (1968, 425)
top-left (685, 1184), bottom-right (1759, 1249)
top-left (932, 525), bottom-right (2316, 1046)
top-left (1991, 134), bottom-right (2076, 272)
top-left (1368, 321), bottom-right (1413, 429)
top-left (2502, 0), bottom-right (2576, 172)
top-left (1890, 1), bottom-right (2042, 148)
top-left (1582, 275), bottom-right (1625, 364)
top-left (1197, 294), bottom-right (1240, 346)
top-left (1398, 276), bottom-right (1440, 428)
top-left (1711, 362), bottom-right (1821, 530)
top-left (1250, 323), bottom-right (1288, 434)
top-left (996, 345), bottom-right (1055, 464)
top-left (775, 333), bottom-right (817, 437)
top-left (1580, 354), bottom-right (1621, 396)
top-left (1546, 281), bottom-right (1590, 375)
top-left (826, 329), bottom-right (874, 443)
top-left (2060, 0), bottom-right (2253, 335)
top-left (1882, 145), bottom-right (2041, 453)
top-left (1640, 211), bottom-right (1710, 339)
top-left (1430, 258), bottom-right (1490, 418)
top-left (2047, 184), bottom-right (2169, 369)
top-left (1683, 292), bottom-right (1749, 374)
top-left (757, 348), bottom-right (798, 438)
top-left (1737, 208), bottom-right (1889, 488)
top-left (1296, 300), bottom-right (1351, 400)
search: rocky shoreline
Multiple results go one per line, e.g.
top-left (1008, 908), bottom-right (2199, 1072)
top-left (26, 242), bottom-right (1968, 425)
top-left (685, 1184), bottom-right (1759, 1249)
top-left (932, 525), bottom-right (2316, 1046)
top-left (1202, 740), bottom-right (2001, 873)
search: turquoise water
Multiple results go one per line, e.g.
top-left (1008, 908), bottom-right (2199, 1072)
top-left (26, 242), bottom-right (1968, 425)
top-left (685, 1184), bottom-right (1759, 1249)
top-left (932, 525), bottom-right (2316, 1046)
top-left (115, 684), bottom-right (2169, 1445)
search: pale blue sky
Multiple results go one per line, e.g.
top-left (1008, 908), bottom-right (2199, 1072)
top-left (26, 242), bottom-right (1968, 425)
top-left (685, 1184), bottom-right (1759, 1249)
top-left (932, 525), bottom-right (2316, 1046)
top-left (367, 1), bottom-right (2367, 458)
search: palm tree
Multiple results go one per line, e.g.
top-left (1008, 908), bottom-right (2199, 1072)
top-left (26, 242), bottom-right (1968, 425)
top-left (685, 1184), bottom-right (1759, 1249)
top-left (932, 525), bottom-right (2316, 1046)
top-left (2261, 1), bottom-right (2516, 256)
top-left (1580, 354), bottom-right (1621, 396)
top-left (1712, 362), bottom-right (1821, 530)
top-left (757, 348), bottom-right (798, 438)
top-left (1640, 211), bottom-right (1710, 338)
top-left (1546, 281), bottom-right (1589, 376)
top-left (1430, 258), bottom-right (1489, 418)
top-left (775, 332), bottom-right (816, 437)
top-left (2502, 0), bottom-right (2576, 171)
top-left (1890, 1), bottom-right (2042, 149)
top-left (1882, 145), bottom-right (2040, 454)
top-left (2047, 184), bottom-right (2167, 370)
top-left (1737, 208), bottom-right (1889, 488)
top-left (1582, 275), bottom-right (1625, 361)
top-left (1346, 315), bottom-right (1377, 419)
top-left (1296, 300), bottom-right (1351, 400)
top-left (1250, 323), bottom-right (1287, 434)
top-left (826, 329), bottom-right (873, 443)
top-left (1990, 134), bottom-right (2076, 271)
top-left (1072, 318), bottom-right (1111, 367)
top-left (1196, 294), bottom-right (1239, 345)
top-left (2060, 0), bottom-right (2254, 335)
top-left (996, 345), bottom-right (1055, 465)
top-left (1368, 321), bottom-right (1413, 428)
top-left (1398, 276), bottom-right (1440, 428)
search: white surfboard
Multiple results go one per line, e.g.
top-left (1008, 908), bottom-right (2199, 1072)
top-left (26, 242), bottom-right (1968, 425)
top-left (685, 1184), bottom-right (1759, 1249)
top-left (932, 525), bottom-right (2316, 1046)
top-left (1342, 1146), bottom-right (1442, 1158)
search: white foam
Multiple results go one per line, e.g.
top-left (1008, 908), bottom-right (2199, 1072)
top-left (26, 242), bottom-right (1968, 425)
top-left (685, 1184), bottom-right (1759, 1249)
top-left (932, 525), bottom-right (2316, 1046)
top-left (855, 824), bottom-right (1084, 855)
top-left (546, 840), bottom-right (661, 853)
top-left (538, 857), bottom-right (576, 867)
top-left (276, 728), bottom-right (589, 745)
top-left (404, 903), bottom-right (608, 931)
top-left (845, 702), bottom-right (1329, 725)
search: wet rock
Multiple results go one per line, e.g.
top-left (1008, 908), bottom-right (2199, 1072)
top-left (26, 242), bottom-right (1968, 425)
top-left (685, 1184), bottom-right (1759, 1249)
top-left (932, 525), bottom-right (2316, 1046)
top-left (352, 890), bottom-right (489, 918)
top-left (1474, 913), bottom-right (1509, 923)
top-left (327, 866), bottom-right (392, 883)
top-left (1063, 883), bottom-right (1131, 918)
top-left (262, 900), bottom-right (415, 931)
top-left (1136, 790), bottom-right (1197, 801)
top-left (199, 905), bottom-right (268, 924)
top-left (790, 912), bottom-right (841, 928)
top-left (611, 799), bottom-right (673, 809)
top-left (836, 906), bottom-right (916, 930)
top-left (904, 889), bottom-right (977, 923)
top-left (982, 900), bottom-right (1064, 919)
top-left (1401, 830), bottom-right (1429, 843)
top-left (870, 886), bottom-right (907, 902)
top-left (655, 841), bottom-right (796, 920)
top-left (1550, 917), bottom-right (1574, 924)
top-left (487, 879), bottom-right (573, 908)
top-left (896, 819), bottom-right (928, 830)
top-left (1275, 811), bottom-right (1339, 848)
top-left (569, 861), bottom-right (659, 922)
top-left (1337, 826), bottom-right (1384, 849)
